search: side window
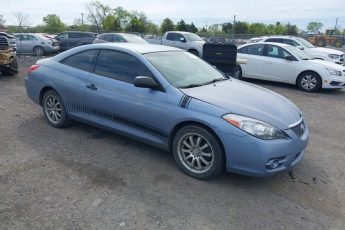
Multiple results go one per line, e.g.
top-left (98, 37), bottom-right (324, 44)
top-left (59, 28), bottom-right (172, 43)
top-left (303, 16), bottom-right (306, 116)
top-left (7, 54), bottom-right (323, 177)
top-left (101, 34), bottom-right (112, 42)
top-left (247, 44), bottom-right (264, 56)
top-left (113, 35), bottom-right (126, 42)
top-left (266, 38), bottom-right (283, 44)
top-left (292, 40), bottom-right (300, 47)
top-left (175, 33), bottom-right (185, 42)
top-left (70, 33), bottom-right (83, 38)
top-left (166, 33), bottom-right (175, 41)
top-left (94, 50), bottom-right (152, 84)
top-left (60, 49), bottom-right (98, 72)
top-left (57, 33), bottom-right (68, 40)
top-left (282, 39), bottom-right (294, 46)
top-left (265, 45), bottom-right (291, 59)
top-left (238, 46), bottom-right (248, 54)
top-left (28, 35), bottom-right (36, 41)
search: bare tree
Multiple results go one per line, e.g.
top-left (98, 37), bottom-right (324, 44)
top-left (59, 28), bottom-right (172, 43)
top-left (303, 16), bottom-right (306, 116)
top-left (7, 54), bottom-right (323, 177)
top-left (13, 12), bottom-right (30, 32)
top-left (0, 15), bottom-right (6, 26)
top-left (85, 1), bottom-right (110, 32)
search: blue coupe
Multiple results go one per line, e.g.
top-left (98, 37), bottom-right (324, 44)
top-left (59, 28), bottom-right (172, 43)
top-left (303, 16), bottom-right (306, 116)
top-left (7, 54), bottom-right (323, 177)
top-left (25, 43), bottom-right (309, 179)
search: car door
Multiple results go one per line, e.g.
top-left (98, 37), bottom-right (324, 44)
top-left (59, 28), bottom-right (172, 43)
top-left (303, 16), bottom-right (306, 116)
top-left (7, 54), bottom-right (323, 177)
top-left (85, 49), bottom-right (168, 141)
top-left (16, 35), bottom-right (36, 54)
top-left (57, 49), bottom-right (99, 119)
top-left (163, 33), bottom-right (176, 47)
top-left (238, 44), bottom-right (266, 79)
top-left (55, 33), bottom-right (69, 50)
top-left (174, 33), bottom-right (188, 49)
top-left (262, 44), bottom-right (299, 83)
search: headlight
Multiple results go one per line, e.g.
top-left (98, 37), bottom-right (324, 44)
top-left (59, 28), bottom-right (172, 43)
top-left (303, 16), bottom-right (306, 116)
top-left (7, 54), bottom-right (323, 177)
top-left (223, 114), bottom-right (286, 140)
top-left (328, 54), bottom-right (340, 59)
top-left (326, 68), bottom-right (342, 76)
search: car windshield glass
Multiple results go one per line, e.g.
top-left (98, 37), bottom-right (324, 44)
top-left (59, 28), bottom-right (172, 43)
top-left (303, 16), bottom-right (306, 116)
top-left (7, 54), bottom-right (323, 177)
top-left (122, 34), bottom-right (148, 44)
top-left (285, 46), bottom-right (312, 60)
top-left (184, 33), bottom-right (203, 41)
top-left (295, 37), bottom-right (315, 48)
top-left (145, 51), bottom-right (228, 88)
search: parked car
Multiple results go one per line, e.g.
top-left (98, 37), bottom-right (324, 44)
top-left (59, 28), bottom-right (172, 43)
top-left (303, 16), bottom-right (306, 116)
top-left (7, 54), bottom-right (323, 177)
top-left (0, 32), bottom-right (18, 76)
top-left (14, 33), bottom-right (59, 56)
top-left (55, 31), bottom-right (96, 51)
top-left (25, 43), bottom-right (309, 179)
top-left (237, 42), bottom-right (345, 92)
top-left (93, 33), bottom-right (148, 44)
top-left (248, 36), bottom-right (345, 65)
top-left (144, 34), bottom-right (162, 44)
top-left (161, 31), bottom-right (205, 57)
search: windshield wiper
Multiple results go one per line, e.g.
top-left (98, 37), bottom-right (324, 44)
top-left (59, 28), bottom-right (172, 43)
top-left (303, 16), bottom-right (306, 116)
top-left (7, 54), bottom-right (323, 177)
top-left (179, 83), bottom-right (204, 89)
top-left (203, 78), bottom-right (228, 85)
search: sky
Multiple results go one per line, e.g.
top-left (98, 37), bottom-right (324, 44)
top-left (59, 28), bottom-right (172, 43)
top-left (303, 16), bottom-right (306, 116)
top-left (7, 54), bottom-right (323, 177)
top-left (1, 0), bottom-right (344, 31)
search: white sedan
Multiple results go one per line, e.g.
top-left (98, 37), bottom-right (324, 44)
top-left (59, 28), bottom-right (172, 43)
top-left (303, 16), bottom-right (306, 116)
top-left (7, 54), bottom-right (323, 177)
top-left (237, 42), bottom-right (345, 92)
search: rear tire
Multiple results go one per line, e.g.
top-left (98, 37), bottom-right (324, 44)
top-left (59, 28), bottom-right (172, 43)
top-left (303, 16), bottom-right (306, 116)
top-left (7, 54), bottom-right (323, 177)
top-left (297, 72), bottom-right (322, 92)
top-left (188, 50), bottom-right (200, 57)
top-left (0, 58), bottom-right (18, 76)
top-left (235, 64), bottom-right (243, 80)
top-left (42, 90), bottom-right (72, 128)
top-left (34, 46), bottom-right (45, 56)
top-left (172, 125), bottom-right (224, 180)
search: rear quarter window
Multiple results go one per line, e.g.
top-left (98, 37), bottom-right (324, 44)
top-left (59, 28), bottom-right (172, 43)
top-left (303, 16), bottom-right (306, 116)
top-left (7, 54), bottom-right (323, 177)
top-left (166, 33), bottom-right (175, 41)
top-left (60, 49), bottom-right (98, 72)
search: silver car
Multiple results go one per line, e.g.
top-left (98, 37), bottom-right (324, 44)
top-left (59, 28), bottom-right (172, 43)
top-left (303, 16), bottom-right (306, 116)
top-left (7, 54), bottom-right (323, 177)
top-left (14, 33), bottom-right (60, 56)
top-left (93, 33), bottom-right (148, 44)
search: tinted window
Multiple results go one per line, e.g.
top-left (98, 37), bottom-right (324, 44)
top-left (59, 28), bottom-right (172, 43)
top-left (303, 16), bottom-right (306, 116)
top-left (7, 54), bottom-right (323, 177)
top-left (247, 44), bottom-right (264, 55)
top-left (265, 45), bottom-right (291, 59)
top-left (282, 39), bottom-right (300, 47)
top-left (60, 49), bottom-right (98, 72)
top-left (266, 38), bottom-right (283, 43)
top-left (100, 34), bottom-right (112, 42)
top-left (166, 33), bottom-right (175, 41)
top-left (175, 33), bottom-right (185, 42)
top-left (238, 46), bottom-right (248, 54)
top-left (113, 35), bottom-right (126, 42)
top-left (94, 50), bottom-right (152, 84)
top-left (56, 33), bottom-right (68, 40)
top-left (70, 33), bottom-right (91, 38)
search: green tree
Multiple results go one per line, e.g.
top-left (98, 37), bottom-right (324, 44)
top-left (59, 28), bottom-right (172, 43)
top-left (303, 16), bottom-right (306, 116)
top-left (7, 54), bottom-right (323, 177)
top-left (234, 21), bottom-right (249, 34)
top-left (42, 14), bottom-right (66, 33)
top-left (102, 14), bottom-right (121, 31)
top-left (176, 20), bottom-right (188, 31)
top-left (125, 16), bottom-right (146, 33)
top-left (86, 1), bottom-right (111, 31)
top-left (307, 22), bottom-right (323, 33)
top-left (249, 23), bottom-right (266, 35)
top-left (273, 22), bottom-right (285, 35)
top-left (284, 23), bottom-right (298, 35)
top-left (146, 22), bottom-right (159, 33)
top-left (0, 15), bottom-right (5, 26)
top-left (222, 23), bottom-right (232, 33)
top-left (186, 22), bottom-right (198, 33)
top-left (160, 18), bottom-right (175, 33)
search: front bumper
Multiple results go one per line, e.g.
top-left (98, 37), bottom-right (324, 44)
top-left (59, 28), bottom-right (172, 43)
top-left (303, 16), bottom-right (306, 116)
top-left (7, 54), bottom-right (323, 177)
top-left (322, 75), bottom-right (345, 89)
top-left (219, 121), bottom-right (309, 177)
top-left (43, 45), bottom-right (60, 53)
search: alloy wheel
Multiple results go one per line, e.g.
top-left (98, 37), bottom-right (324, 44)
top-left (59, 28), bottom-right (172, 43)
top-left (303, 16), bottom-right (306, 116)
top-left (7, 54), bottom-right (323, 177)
top-left (44, 95), bottom-right (62, 124)
top-left (300, 75), bottom-right (317, 90)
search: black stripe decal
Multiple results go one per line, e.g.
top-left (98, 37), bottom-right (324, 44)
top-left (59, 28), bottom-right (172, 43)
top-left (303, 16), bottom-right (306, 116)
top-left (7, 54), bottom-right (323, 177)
top-left (180, 95), bottom-right (191, 108)
top-left (67, 102), bottom-right (169, 139)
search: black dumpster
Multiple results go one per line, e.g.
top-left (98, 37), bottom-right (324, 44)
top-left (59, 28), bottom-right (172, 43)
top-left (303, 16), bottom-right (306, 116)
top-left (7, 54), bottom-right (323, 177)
top-left (202, 43), bottom-right (237, 76)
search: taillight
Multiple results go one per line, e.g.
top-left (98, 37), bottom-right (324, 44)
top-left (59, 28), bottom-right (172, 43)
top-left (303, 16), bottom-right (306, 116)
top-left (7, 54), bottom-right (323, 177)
top-left (28, 64), bottom-right (40, 74)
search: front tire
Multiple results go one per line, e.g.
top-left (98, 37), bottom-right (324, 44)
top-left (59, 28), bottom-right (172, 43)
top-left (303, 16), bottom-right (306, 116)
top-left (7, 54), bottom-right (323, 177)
top-left (172, 125), bottom-right (224, 179)
top-left (42, 90), bottom-right (71, 128)
top-left (297, 72), bottom-right (322, 92)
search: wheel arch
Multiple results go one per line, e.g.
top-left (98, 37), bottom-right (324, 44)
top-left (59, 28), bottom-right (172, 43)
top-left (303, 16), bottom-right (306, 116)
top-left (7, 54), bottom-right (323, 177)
top-left (33, 45), bottom-right (45, 53)
top-left (39, 86), bottom-right (56, 106)
top-left (168, 120), bottom-right (226, 161)
top-left (188, 49), bottom-right (200, 56)
top-left (296, 70), bottom-right (322, 87)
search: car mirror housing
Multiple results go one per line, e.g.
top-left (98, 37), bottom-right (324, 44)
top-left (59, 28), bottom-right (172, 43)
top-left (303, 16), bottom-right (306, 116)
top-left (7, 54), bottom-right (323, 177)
top-left (180, 37), bottom-right (186, 43)
top-left (296, 45), bottom-right (304, 50)
top-left (134, 76), bottom-right (159, 89)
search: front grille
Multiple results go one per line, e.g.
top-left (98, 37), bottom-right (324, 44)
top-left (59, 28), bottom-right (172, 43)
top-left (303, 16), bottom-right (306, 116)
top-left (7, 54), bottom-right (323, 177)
top-left (0, 36), bottom-right (9, 50)
top-left (291, 120), bottom-right (306, 138)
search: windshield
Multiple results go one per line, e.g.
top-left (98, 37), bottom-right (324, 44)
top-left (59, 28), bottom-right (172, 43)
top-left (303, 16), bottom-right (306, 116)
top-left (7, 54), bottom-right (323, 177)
top-left (295, 37), bottom-right (315, 48)
top-left (122, 34), bottom-right (148, 44)
top-left (184, 33), bottom-right (203, 42)
top-left (145, 51), bottom-right (227, 88)
top-left (285, 46), bottom-right (312, 60)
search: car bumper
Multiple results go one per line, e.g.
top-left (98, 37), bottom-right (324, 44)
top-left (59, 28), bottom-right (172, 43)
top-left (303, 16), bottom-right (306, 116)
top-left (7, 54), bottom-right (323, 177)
top-left (43, 45), bottom-right (60, 53)
top-left (219, 123), bottom-right (309, 177)
top-left (322, 76), bottom-right (345, 89)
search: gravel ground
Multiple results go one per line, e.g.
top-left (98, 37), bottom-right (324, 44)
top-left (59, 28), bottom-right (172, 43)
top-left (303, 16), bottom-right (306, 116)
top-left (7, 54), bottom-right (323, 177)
top-left (0, 55), bottom-right (345, 230)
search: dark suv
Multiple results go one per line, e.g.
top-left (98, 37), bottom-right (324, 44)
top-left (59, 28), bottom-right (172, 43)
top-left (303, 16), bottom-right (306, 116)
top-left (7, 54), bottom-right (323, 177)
top-left (55, 31), bottom-right (96, 51)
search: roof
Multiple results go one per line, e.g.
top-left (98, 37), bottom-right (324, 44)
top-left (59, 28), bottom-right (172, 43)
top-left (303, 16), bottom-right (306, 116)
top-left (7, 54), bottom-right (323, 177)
top-left (239, 42), bottom-right (291, 49)
top-left (89, 43), bottom-right (182, 54)
top-left (250, 35), bottom-right (298, 40)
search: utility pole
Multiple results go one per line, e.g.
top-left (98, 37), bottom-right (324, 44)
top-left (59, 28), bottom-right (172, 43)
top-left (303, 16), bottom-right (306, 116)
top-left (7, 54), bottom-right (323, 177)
top-left (232, 15), bottom-right (236, 39)
top-left (335, 17), bottom-right (338, 32)
top-left (81, 13), bottom-right (84, 25)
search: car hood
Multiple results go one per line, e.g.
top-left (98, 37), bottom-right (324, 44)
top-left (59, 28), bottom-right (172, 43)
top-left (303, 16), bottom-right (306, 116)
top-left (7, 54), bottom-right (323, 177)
top-left (308, 59), bottom-right (345, 70)
top-left (191, 40), bottom-right (206, 45)
top-left (180, 79), bottom-right (301, 130)
top-left (308, 47), bottom-right (344, 55)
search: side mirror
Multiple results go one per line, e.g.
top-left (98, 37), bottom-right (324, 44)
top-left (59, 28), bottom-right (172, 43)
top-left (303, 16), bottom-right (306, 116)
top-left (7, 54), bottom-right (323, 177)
top-left (296, 45), bottom-right (304, 50)
top-left (134, 76), bottom-right (159, 89)
top-left (285, 55), bottom-right (295, 61)
top-left (180, 37), bottom-right (186, 42)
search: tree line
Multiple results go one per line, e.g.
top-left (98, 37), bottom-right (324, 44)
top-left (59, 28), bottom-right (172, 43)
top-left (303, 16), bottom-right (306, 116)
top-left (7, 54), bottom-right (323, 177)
top-left (1, 1), bottom-right (344, 36)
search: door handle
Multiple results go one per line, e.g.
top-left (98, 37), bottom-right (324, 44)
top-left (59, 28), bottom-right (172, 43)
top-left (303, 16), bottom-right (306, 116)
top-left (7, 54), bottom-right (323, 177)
top-left (86, 84), bottom-right (97, 90)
